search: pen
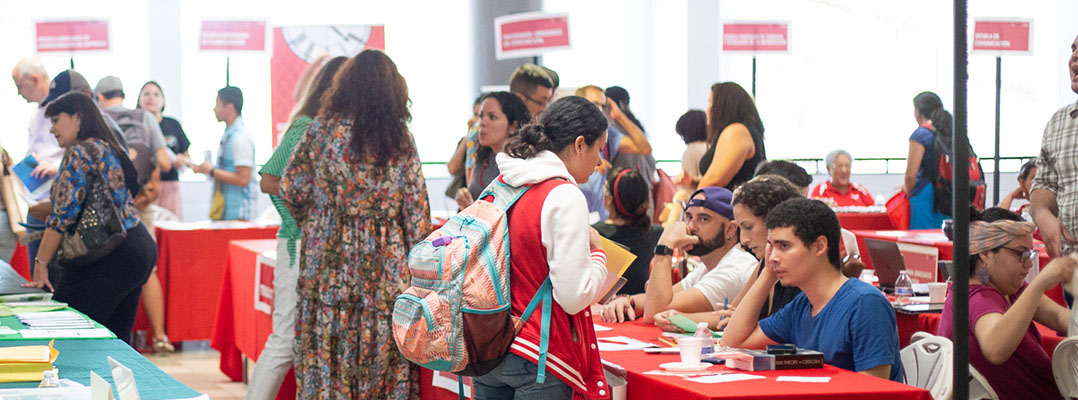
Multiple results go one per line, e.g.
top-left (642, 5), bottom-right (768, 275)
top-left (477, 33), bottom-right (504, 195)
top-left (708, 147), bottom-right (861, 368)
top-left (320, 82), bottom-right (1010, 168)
top-left (717, 296), bottom-right (729, 324)
top-left (657, 337), bottom-right (677, 347)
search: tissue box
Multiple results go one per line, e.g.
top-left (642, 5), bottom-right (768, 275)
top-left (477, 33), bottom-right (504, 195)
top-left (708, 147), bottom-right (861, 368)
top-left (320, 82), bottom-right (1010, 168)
top-left (725, 348), bottom-right (824, 371)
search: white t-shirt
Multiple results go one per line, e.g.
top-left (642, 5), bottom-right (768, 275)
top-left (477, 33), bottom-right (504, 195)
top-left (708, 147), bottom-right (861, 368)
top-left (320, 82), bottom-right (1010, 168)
top-left (679, 246), bottom-right (759, 309)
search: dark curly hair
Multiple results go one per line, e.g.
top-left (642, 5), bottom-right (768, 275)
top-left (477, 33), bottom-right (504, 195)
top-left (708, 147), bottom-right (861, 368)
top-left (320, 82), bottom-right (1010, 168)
top-left (505, 96), bottom-right (607, 159)
top-left (606, 168), bottom-right (651, 231)
top-left (766, 198), bottom-right (842, 270)
top-left (319, 50), bottom-right (413, 164)
top-left (475, 92), bottom-right (531, 167)
top-left (708, 82), bottom-right (764, 144)
top-left (731, 175), bottom-right (802, 219)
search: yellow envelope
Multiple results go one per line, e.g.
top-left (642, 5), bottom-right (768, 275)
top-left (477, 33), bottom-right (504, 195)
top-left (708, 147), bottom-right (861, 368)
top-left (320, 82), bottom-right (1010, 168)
top-left (0, 339), bottom-right (58, 382)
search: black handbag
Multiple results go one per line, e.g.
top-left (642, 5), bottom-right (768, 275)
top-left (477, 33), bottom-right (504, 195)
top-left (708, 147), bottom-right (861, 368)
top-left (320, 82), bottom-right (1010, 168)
top-left (56, 163), bottom-right (128, 269)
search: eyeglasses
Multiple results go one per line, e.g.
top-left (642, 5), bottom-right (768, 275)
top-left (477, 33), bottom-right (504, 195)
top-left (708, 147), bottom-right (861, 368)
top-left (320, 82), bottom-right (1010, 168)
top-left (998, 246), bottom-right (1037, 264)
top-left (520, 93), bottom-right (550, 107)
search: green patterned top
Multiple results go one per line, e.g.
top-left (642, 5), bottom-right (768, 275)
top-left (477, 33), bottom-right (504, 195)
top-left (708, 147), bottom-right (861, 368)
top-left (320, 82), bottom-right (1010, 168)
top-left (259, 116), bottom-right (311, 266)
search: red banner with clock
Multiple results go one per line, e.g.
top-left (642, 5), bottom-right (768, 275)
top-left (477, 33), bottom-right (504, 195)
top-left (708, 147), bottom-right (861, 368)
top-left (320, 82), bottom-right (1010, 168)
top-left (269, 25), bottom-right (385, 147)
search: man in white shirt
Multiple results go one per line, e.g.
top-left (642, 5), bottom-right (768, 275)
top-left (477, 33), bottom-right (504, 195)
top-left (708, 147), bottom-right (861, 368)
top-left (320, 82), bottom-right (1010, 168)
top-left (599, 186), bottom-right (758, 328)
top-left (11, 57), bottom-right (62, 180)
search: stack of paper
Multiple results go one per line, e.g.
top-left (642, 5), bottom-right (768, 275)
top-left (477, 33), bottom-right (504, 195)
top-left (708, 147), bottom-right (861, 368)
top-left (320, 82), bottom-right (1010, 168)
top-left (14, 311), bottom-right (112, 339)
top-left (0, 339), bottom-right (58, 382)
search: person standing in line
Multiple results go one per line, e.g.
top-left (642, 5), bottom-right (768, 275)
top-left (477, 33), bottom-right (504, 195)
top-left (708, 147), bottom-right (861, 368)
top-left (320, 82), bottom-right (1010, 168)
top-left (281, 50), bottom-right (430, 398)
top-left (191, 86), bottom-right (258, 220)
top-left (902, 91), bottom-right (952, 230)
top-left (246, 55), bottom-right (345, 400)
top-left (138, 81), bottom-right (191, 219)
top-left (22, 92), bottom-right (156, 344)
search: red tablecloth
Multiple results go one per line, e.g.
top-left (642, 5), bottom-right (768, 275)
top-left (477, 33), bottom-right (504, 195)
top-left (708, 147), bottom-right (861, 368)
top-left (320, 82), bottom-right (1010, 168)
top-left (420, 318), bottom-right (931, 400)
top-left (837, 212), bottom-right (895, 231)
top-left (8, 244), bottom-right (29, 280)
top-left (132, 222), bottom-right (278, 342)
top-left (210, 239), bottom-right (295, 399)
top-left (851, 229), bottom-right (1064, 305)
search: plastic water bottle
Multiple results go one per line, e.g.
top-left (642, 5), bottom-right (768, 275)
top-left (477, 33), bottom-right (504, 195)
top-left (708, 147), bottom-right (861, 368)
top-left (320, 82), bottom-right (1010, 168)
top-left (38, 368), bottom-right (59, 388)
top-left (895, 271), bottom-right (914, 303)
top-left (694, 322), bottom-right (714, 355)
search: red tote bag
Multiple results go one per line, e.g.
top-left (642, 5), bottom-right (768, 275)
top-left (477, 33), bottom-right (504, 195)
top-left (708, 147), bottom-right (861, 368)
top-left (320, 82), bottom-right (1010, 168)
top-left (885, 192), bottom-right (910, 231)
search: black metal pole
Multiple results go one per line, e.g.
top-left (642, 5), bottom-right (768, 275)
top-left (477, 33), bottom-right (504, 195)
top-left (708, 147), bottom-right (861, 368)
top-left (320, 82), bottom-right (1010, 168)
top-left (69, 57), bottom-right (74, 70)
top-left (751, 56), bottom-right (757, 98)
top-left (532, 56), bottom-right (540, 66)
top-left (953, 0), bottom-right (971, 398)
top-left (226, 56), bottom-right (231, 87)
top-left (993, 56), bottom-right (1002, 205)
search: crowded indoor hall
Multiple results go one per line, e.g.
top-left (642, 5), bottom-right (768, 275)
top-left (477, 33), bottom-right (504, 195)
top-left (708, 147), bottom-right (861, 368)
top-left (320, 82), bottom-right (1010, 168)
top-left (1, 0), bottom-right (1077, 399)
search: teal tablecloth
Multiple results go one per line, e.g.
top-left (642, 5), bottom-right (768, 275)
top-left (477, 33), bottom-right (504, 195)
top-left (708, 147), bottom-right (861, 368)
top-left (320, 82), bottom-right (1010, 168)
top-left (0, 339), bottom-right (200, 399)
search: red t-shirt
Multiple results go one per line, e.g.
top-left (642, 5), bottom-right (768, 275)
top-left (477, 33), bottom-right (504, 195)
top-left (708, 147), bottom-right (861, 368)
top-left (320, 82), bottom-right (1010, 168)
top-left (810, 180), bottom-right (875, 207)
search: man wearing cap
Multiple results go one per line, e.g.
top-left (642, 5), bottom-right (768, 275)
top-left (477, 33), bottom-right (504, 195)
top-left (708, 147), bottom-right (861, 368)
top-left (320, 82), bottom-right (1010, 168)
top-left (598, 186), bottom-right (758, 328)
top-left (95, 75), bottom-right (172, 183)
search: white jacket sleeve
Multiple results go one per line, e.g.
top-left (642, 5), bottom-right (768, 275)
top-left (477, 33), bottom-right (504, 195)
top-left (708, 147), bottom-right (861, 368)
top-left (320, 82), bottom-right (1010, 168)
top-left (541, 184), bottom-right (609, 315)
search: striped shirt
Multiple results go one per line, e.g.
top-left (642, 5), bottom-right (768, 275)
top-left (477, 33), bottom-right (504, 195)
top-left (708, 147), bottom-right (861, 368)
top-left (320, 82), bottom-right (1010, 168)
top-left (259, 116), bottom-right (311, 266)
top-left (1033, 100), bottom-right (1078, 255)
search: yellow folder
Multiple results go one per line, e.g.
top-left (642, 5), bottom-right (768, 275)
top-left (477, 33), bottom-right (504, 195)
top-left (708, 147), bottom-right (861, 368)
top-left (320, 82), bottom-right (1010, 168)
top-left (0, 339), bottom-right (58, 382)
top-left (591, 236), bottom-right (637, 304)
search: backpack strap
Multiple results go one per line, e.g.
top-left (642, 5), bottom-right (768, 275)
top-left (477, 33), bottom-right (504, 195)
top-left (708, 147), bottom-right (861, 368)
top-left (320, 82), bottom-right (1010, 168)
top-left (519, 277), bottom-right (553, 383)
top-left (478, 178), bottom-right (530, 211)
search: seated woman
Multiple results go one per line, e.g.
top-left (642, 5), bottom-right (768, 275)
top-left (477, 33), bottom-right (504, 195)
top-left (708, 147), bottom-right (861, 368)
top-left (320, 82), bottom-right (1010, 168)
top-left (592, 168), bottom-right (663, 295)
top-left (810, 149), bottom-right (875, 206)
top-left (937, 207), bottom-right (1076, 400)
top-left (454, 91), bottom-right (530, 209)
top-left (998, 159), bottom-right (1037, 219)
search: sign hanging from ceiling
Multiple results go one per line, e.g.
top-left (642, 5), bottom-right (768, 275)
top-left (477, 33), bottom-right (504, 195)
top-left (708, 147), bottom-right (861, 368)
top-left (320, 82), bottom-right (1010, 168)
top-left (494, 12), bottom-right (571, 60)
top-left (35, 19), bottom-right (110, 53)
top-left (722, 22), bottom-right (790, 53)
top-left (972, 18), bottom-right (1032, 54)
top-left (200, 20), bottom-right (267, 52)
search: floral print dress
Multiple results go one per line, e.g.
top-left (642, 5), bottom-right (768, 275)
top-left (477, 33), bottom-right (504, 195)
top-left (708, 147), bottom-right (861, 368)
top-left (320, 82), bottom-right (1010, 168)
top-left (281, 117), bottom-right (430, 399)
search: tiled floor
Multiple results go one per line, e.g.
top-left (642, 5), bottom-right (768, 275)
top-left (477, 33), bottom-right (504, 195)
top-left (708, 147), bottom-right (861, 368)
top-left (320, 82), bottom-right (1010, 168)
top-left (146, 342), bottom-right (246, 400)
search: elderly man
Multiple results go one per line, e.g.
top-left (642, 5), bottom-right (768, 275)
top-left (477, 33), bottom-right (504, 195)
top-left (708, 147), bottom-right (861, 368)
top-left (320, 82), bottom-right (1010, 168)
top-left (810, 149), bottom-right (875, 206)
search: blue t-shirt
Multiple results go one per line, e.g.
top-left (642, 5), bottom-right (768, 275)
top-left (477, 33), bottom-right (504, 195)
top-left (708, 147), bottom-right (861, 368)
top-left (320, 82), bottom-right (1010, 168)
top-left (578, 125), bottom-right (623, 221)
top-left (909, 126), bottom-right (936, 196)
top-left (759, 278), bottom-right (904, 382)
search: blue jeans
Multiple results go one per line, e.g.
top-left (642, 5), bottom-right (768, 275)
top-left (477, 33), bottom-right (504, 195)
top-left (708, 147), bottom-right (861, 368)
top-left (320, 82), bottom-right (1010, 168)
top-left (473, 353), bottom-right (572, 400)
top-left (909, 184), bottom-right (948, 230)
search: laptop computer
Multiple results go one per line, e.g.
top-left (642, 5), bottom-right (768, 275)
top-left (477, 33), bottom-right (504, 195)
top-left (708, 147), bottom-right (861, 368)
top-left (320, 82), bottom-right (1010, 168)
top-left (864, 238), bottom-right (906, 291)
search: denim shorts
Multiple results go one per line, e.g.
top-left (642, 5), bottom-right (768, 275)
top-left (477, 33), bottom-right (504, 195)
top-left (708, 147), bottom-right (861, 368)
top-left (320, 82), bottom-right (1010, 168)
top-left (473, 353), bottom-right (572, 400)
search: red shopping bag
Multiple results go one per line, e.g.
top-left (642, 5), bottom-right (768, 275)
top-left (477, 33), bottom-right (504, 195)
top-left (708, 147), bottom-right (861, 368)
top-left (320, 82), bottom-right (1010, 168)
top-left (885, 192), bottom-right (910, 230)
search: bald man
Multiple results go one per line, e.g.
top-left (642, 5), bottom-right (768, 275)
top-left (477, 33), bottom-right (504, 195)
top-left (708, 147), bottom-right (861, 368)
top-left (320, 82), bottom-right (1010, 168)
top-left (11, 57), bottom-right (62, 179)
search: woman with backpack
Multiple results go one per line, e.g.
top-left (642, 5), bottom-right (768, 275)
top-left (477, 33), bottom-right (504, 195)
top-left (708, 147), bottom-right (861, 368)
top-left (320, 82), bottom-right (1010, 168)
top-left (472, 95), bottom-right (611, 399)
top-left (902, 91), bottom-right (952, 229)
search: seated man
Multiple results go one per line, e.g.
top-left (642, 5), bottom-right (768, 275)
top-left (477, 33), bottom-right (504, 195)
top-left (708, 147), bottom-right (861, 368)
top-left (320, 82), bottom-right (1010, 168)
top-left (723, 198), bottom-right (903, 382)
top-left (810, 149), bottom-right (875, 207)
top-left (599, 187), bottom-right (758, 328)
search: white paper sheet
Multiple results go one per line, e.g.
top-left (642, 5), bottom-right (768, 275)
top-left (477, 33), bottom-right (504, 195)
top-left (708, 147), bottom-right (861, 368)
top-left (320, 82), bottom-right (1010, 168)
top-left (686, 373), bottom-right (765, 383)
top-left (20, 328), bottom-right (113, 338)
top-left (596, 336), bottom-right (656, 351)
top-left (776, 376), bottom-right (832, 383)
top-left (593, 324), bottom-right (612, 332)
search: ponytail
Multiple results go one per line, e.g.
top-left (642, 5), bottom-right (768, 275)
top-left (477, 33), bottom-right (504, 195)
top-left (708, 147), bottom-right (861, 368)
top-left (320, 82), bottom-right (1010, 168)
top-left (503, 96), bottom-right (607, 159)
top-left (929, 108), bottom-right (953, 140)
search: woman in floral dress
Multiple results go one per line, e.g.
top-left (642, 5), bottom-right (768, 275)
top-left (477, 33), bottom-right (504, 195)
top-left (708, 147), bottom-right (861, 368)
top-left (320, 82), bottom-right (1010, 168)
top-left (281, 49), bottom-right (430, 399)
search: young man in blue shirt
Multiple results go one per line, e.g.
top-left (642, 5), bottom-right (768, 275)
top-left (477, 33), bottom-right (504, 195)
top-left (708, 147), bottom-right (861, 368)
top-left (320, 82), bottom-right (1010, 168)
top-left (724, 198), bottom-right (903, 382)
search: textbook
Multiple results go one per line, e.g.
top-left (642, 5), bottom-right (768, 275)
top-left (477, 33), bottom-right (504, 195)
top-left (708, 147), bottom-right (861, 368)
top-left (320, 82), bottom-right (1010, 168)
top-left (726, 348), bottom-right (824, 371)
top-left (11, 155), bottom-right (49, 194)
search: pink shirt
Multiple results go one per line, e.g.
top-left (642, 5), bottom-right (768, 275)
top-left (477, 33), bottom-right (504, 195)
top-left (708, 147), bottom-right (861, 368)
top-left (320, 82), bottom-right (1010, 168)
top-left (810, 180), bottom-right (875, 206)
top-left (937, 283), bottom-right (1062, 400)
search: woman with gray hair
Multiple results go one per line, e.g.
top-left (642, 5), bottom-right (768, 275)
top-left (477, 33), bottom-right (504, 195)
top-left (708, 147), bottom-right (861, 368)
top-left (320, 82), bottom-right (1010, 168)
top-left (809, 149), bottom-right (875, 206)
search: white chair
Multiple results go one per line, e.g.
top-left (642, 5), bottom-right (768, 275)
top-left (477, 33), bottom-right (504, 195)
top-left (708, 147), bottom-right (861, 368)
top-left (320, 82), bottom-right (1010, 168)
top-left (1053, 336), bottom-right (1078, 399)
top-left (901, 332), bottom-right (953, 400)
top-left (968, 365), bottom-right (999, 400)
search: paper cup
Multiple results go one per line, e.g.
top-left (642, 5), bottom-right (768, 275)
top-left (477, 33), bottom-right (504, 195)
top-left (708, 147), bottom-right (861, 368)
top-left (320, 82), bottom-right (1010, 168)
top-left (859, 269), bottom-right (876, 286)
top-left (928, 282), bottom-right (947, 303)
top-left (678, 337), bottom-right (705, 365)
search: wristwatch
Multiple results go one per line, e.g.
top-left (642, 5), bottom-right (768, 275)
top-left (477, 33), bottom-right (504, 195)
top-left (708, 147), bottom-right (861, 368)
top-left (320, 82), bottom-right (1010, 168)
top-left (654, 244), bottom-right (674, 257)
